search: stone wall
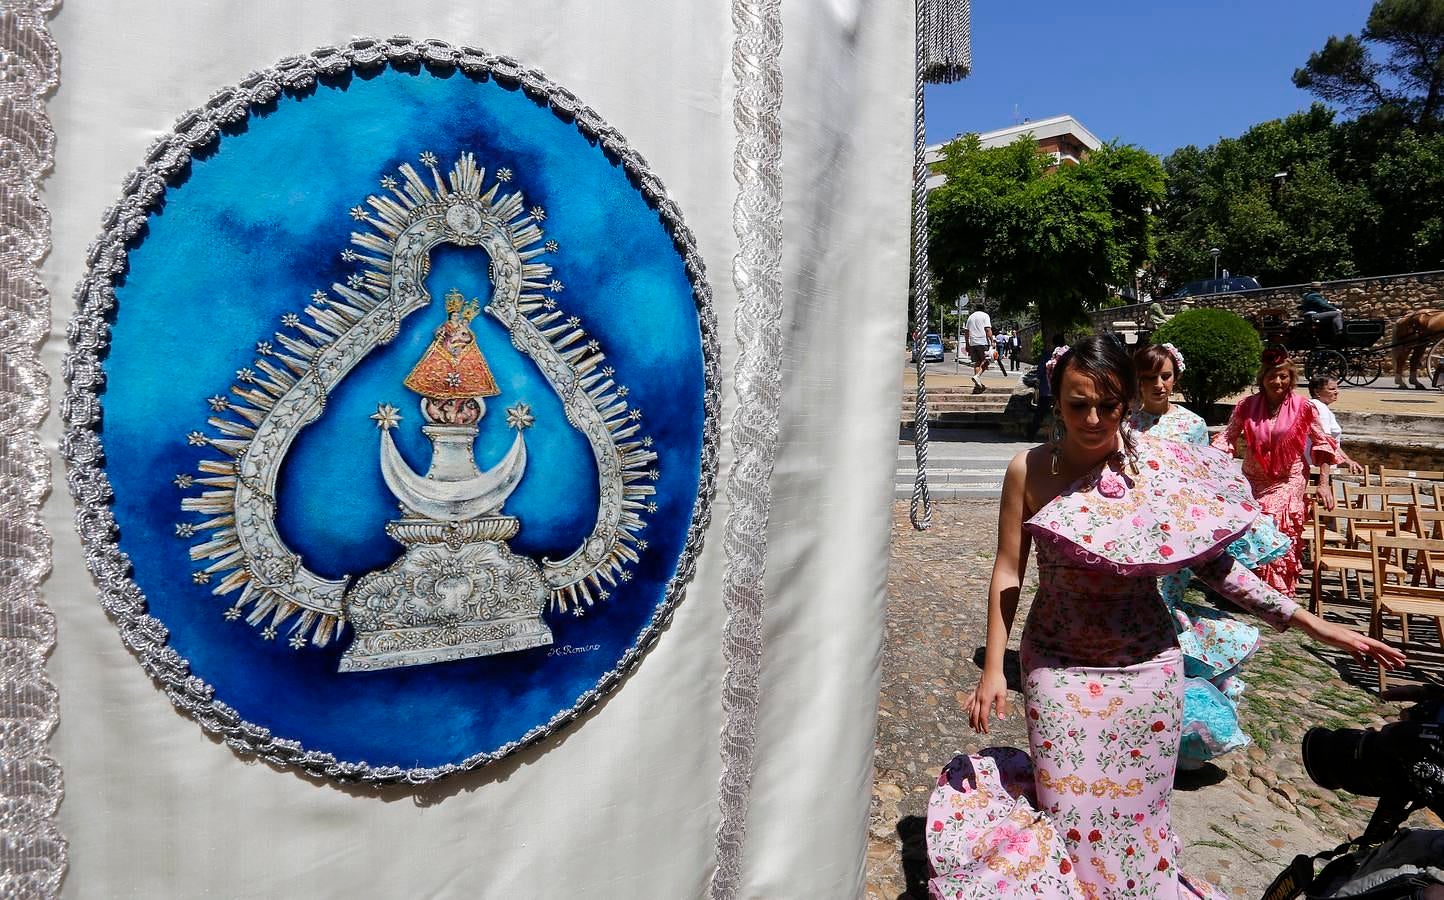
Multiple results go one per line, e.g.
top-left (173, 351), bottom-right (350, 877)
top-left (1014, 270), bottom-right (1444, 365)
top-left (1084, 271), bottom-right (1444, 372)
top-left (1096, 270), bottom-right (1444, 328)
top-left (1339, 436), bottom-right (1444, 474)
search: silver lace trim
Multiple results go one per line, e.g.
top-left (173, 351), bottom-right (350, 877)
top-left (60, 36), bottom-right (720, 785)
top-left (0, 0), bottom-right (66, 894)
top-left (711, 0), bottom-right (782, 896)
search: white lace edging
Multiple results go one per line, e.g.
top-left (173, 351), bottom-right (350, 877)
top-left (0, 0), bottom-right (66, 895)
top-left (711, 0), bottom-right (783, 897)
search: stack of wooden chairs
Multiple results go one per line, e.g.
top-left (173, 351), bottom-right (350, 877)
top-left (1305, 466), bottom-right (1444, 691)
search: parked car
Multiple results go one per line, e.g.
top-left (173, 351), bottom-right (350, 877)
top-left (915, 332), bottom-right (945, 363)
top-left (1168, 275), bottom-right (1261, 299)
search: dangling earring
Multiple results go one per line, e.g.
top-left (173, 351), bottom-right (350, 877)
top-left (1050, 416), bottom-right (1063, 475)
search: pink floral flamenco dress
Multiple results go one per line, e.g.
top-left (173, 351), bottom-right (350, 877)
top-left (927, 437), bottom-right (1299, 900)
top-left (1210, 393), bottom-right (1337, 598)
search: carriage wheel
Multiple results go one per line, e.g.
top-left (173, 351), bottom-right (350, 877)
top-left (1305, 349), bottom-right (1347, 383)
top-left (1342, 353), bottom-right (1381, 388)
top-left (1426, 336), bottom-right (1444, 389)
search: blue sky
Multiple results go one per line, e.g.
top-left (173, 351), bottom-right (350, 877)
top-left (926, 1), bottom-right (1373, 157)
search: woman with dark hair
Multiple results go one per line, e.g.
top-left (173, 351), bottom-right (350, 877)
top-left (1127, 343), bottom-right (1290, 770)
top-left (927, 336), bottom-right (1402, 899)
top-left (1211, 349), bottom-right (1337, 597)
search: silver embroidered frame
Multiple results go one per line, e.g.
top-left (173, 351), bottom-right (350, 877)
top-left (712, 0), bottom-right (782, 896)
top-left (60, 36), bottom-right (720, 785)
top-left (0, 0), bottom-right (65, 895)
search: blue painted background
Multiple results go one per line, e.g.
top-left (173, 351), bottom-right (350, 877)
top-left (102, 67), bottom-right (706, 769)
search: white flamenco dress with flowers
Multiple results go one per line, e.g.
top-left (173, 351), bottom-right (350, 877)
top-left (1128, 405), bottom-right (1292, 769)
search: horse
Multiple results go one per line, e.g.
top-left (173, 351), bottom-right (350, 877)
top-left (1392, 308), bottom-right (1444, 389)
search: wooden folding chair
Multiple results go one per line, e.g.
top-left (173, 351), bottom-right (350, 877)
top-left (1311, 507), bottom-right (1402, 615)
top-left (1304, 467), bottom-right (1344, 560)
top-left (1397, 506), bottom-right (1444, 586)
top-left (1379, 466), bottom-right (1444, 483)
top-left (1343, 483), bottom-right (1420, 546)
top-left (1380, 467), bottom-right (1442, 512)
top-left (1369, 533), bottom-right (1444, 692)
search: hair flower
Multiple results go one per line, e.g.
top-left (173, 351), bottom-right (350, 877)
top-left (1043, 344), bottom-right (1071, 382)
top-left (1159, 342), bottom-right (1185, 375)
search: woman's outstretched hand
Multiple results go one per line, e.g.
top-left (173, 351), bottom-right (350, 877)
top-left (1293, 610), bottom-right (1407, 670)
top-left (965, 669), bottom-right (1010, 734)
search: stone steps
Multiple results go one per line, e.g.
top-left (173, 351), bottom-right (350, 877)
top-left (900, 385), bottom-right (1022, 425)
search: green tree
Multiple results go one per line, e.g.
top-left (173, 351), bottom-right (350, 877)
top-left (927, 136), bottom-right (1164, 342)
top-left (1151, 107), bottom-right (1380, 290)
top-left (1294, 0), bottom-right (1444, 130)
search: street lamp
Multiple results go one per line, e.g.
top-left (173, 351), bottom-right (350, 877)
top-left (1209, 247), bottom-right (1222, 280)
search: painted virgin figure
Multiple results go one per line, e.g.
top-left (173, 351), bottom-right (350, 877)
top-left (928, 338), bottom-right (1403, 900)
top-left (405, 288), bottom-right (500, 426)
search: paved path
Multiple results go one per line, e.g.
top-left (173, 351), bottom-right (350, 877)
top-left (894, 438), bottom-right (1031, 500)
top-left (902, 353), bottom-right (1444, 420)
top-left (867, 500), bottom-right (1439, 900)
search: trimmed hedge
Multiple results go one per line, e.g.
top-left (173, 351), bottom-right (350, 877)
top-left (1149, 308), bottom-right (1261, 413)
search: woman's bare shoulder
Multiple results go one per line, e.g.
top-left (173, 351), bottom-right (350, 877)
top-left (1005, 445), bottom-right (1040, 480)
top-left (1006, 445), bottom-right (1051, 508)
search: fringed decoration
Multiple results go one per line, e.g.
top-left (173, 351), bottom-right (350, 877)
top-left (919, 0), bottom-right (972, 85)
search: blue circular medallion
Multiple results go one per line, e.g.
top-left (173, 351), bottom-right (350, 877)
top-left (64, 40), bottom-right (717, 782)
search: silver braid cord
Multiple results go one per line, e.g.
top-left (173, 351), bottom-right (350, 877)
top-left (909, 0), bottom-right (934, 532)
top-left (712, 0), bottom-right (783, 895)
top-left (0, 2), bottom-right (65, 896)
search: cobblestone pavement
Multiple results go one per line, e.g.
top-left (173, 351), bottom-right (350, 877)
top-left (868, 500), bottom-right (1441, 900)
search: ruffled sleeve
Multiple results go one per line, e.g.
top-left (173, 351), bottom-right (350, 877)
top-left (1183, 416), bottom-right (1209, 446)
top-left (1024, 436), bottom-right (1261, 577)
top-left (1210, 403), bottom-right (1244, 456)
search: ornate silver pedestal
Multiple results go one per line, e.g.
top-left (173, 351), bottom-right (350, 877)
top-left (339, 516), bottom-right (553, 672)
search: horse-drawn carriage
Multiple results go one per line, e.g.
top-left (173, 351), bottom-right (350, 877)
top-left (1250, 308), bottom-right (1444, 388)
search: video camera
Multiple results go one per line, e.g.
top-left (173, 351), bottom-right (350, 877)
top-left (1265, 689), bottom-right (1444, 900)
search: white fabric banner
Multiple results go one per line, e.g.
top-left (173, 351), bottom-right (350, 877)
top-left (35, 2), bottom-right (910, 896)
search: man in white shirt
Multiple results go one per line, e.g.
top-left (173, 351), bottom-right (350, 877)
top-left (1306, 376), bottom-right (1364, 473)
top-left (964, 308), bottom-right (992, 390)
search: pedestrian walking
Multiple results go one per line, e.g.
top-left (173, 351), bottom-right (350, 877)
top-left (964, 307), bottom-right (992, 391)
top-left (1009, 332), bottom-right (1020, 372)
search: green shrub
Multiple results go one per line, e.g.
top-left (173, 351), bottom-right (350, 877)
top-left (1149, 308), bottom-right (1260, 414)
